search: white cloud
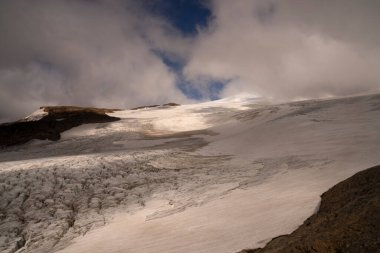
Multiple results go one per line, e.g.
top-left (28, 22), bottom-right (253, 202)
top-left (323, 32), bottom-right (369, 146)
top-left (0, 0), bottom-right (192, 122)
top-left (184, 0), bottom-right (380, 100)
top-left (1, 0), bottom-right (380, 122)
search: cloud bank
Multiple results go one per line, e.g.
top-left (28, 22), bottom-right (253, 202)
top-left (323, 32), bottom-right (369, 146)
top-left (185, 0), bottom-right (380, 100)
top-left (1, 0), bottom-right (380, 122)
top-left (0, 0), bottom-right (192, 122)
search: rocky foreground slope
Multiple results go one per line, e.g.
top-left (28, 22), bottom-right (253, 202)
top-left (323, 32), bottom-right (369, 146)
top-left (240, 165), bottom-right (380, 253)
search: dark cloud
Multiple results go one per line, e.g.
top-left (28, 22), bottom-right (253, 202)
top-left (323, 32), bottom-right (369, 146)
top-left (254, 1), bottom-right (277, 24)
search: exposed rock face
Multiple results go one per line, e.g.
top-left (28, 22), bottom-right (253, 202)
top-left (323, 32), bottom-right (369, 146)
top-left (0, 106), bottom-right (120, 146)
top-left (162, 102), bottom-right (180, 107)
top-left (239, 165), bottom-right (380, 253)
top-left (130, 102), bottom-right (180, 110)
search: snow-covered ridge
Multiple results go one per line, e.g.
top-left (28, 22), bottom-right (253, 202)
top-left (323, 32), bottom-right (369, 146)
top-left (0, 106), bottom-right (120, 146)
top-left (107, 94), bottom-right (261, 134)
top-left (21, 108), bottom-right (48, 122)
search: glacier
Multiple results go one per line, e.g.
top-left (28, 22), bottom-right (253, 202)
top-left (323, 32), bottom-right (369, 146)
top-left (1, 94), bottom-right (380, 253)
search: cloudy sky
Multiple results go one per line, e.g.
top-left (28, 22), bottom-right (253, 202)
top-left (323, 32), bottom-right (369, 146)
top-left (1, 0), bottom-right (380, 122)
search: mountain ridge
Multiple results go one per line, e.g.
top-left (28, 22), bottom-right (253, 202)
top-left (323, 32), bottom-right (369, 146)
top-left (0, 106), bottom-right (120, 146)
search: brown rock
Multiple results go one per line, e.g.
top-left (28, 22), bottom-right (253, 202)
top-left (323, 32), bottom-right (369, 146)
top-left (130, 102), bottom-right (180, 110)
top-left (130, 104), bottom-right (160, 110)
top-left (0, 106), bottom-right (120, 146)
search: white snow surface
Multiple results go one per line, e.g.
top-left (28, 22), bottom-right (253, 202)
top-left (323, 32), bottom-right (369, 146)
top-left (21, 108), bottom-right (48, 122)
top-left (1, 94), bottom-right (380, 253)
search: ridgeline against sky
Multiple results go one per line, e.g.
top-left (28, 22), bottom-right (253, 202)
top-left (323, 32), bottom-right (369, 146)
top-left (1, 0), bottom-right (380, 122)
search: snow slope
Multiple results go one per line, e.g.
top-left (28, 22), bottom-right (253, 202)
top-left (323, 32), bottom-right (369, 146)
top-left (21, 108), bottom-right (48, 122)
top-left (1, 94), bottom-right (380, 253)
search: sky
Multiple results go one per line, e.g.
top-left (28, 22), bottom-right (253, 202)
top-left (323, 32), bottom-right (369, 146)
top-left (1, 0), bottom-right (380, 122)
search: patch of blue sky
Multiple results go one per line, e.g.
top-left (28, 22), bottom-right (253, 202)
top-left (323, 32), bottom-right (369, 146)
top-left (143, 0), bottom-right (211, 36)
top-left (153, 49), bottom-right (227, 100)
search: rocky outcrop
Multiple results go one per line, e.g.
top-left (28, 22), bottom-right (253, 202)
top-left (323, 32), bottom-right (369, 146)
top-left (0, 106), bottom-right (120, 146)
top-left (130, 102), bottom-right (180, 110)
top-left (239, 165), bottom-right (380, 253)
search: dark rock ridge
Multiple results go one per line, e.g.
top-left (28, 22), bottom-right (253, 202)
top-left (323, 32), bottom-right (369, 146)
top-left (130, 102), bottom-right (180, 110)
top-left (239, 165), bottom-right (380, 253)
top-left (0, 106), bottom-right (120, 146)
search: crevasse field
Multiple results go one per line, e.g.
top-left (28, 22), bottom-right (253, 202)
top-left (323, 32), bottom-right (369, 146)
top-left (1, 94), bottom-right (380, 253)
